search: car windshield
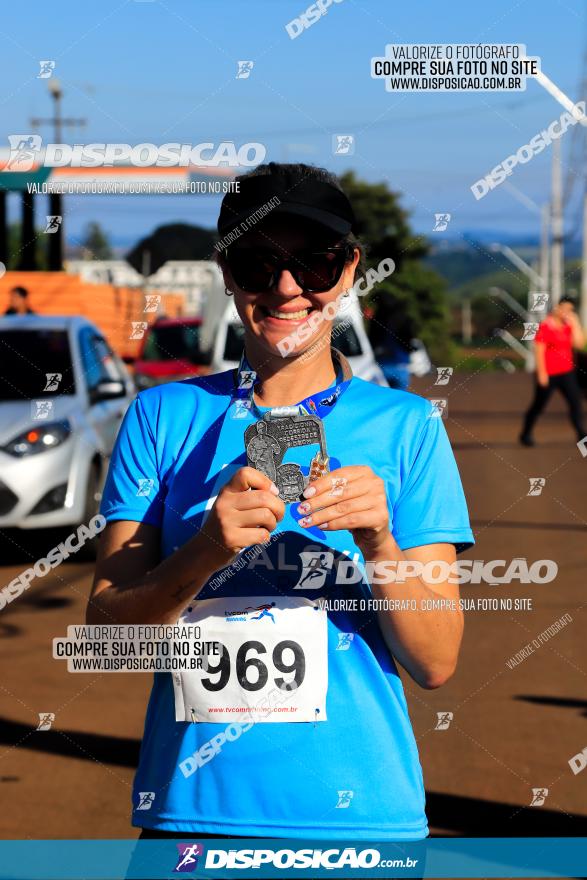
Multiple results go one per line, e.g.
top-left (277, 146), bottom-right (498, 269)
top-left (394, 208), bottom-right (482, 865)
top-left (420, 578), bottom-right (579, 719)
top-left (224, 323), bottom-right (246, 362)
top-left (0, 329), bottom-right (76, 401)
top-left (142, 323), bottom-right (205, 363)
top-left (224, 320), bottom-right (363, 361)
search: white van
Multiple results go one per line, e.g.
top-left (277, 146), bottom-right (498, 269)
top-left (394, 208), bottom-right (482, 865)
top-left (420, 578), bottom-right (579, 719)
top-left (211, 295), bottom-right (388, 386)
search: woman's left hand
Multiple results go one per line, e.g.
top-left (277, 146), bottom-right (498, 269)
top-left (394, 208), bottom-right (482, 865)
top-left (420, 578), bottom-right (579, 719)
top-left (297, 465), bottom-right (391, 554)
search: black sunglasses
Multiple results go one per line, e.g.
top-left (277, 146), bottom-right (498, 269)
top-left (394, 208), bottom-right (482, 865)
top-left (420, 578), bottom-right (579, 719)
top-left (225, 244), bottom-right (354, 293)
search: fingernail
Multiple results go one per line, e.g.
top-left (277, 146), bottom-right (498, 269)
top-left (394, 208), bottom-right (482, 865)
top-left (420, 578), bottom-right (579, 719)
top-left (270, 483), bottom-right (280, 495)
top-left (300, 516), bottom-right (313, 527)
top-left (297, 502), bottom-right (310, 515)
top-left (303, 486), bottom-right (316, 498)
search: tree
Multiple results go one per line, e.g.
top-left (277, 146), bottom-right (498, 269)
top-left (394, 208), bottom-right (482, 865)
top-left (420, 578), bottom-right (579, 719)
top-left (6, 223), bottom-right (47, 270)
top-left (340, 172), bottom-right (450, 363)
top-left (340, 171), bottom-right (426, 271)
top-left (369, 263), bottom-right (452, 364)
top-left (81, 222), bottom-right (113, 260)
top-left (126, 223), bottom-right (216, 275)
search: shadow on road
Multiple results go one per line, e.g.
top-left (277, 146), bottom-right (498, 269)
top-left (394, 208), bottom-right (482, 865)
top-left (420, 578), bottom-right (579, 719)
top-left (515, 695), bottom-right (587, 718)
top-left (471, 519), bottom-right (587, 532)
top-left (427, 790), bottom-right (587, 836)
top-left (0, 717), bottom-right (141, 767)
top-left (451, 440), bottom-right (578, 450)
top-left (1, 717), bottom-right (586, 837)
top-left (0, 528), bottom-right (95, 566)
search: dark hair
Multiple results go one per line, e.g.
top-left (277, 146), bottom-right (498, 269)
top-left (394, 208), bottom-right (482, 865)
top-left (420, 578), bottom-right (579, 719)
top-left (10, 286), bottom-right (29, 299)
top-left (559, 294), bottom-right (577, 306)
top-left (216, 162), bottom-right (366, 281)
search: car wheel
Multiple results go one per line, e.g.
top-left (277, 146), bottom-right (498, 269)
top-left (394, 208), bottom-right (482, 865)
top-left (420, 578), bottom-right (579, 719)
top-left (77, 464), bottom-right (102, 561)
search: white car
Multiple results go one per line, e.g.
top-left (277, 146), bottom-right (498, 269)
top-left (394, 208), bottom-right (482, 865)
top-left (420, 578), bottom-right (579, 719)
top-left (0, 316), bottom-right (135, 547)
top-left (211, 295), bottom-right (388, 386)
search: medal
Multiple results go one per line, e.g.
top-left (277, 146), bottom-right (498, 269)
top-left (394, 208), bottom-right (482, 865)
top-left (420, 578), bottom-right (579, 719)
top-left (233, 347), bottom-right (353, 503)
top-left (245, 410), bottom-right (330, 502)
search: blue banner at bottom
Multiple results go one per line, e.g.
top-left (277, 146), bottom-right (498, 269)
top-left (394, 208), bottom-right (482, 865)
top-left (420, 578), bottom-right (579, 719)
top-left (0, 838), bottom-right (585, 879)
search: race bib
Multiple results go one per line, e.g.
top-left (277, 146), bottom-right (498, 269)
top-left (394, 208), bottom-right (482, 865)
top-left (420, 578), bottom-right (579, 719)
top-left (172, 596), bottom-right (328, 724)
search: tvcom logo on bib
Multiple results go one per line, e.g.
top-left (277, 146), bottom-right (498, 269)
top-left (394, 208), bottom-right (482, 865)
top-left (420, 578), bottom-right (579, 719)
top-left (224, 602), bottom-right (278, 622)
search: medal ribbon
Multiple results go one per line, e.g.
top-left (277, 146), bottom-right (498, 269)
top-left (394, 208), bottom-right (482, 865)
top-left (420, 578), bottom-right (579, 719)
top-left (232, 347), bottom-right (353, 420)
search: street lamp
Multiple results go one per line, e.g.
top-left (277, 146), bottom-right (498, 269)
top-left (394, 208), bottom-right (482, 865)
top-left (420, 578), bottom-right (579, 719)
top-left (489, 286), bottom-right (535, 372)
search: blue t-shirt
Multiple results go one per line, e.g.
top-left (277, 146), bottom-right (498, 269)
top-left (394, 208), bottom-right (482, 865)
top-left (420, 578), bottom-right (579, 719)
top-left (100, 368), bottom-right (474, 840)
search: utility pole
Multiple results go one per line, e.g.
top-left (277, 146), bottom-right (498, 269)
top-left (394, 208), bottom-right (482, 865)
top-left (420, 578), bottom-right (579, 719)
top-left (550, 137), bottom-right (564, 305)
top-left (462, 299), bottom-right (472, 345)
top-left (539, 203), bottom-right (550, 296)
top-left (581, 189), bottom-right (587, 328)
top-left (31, 78), bottom-right (85, 271)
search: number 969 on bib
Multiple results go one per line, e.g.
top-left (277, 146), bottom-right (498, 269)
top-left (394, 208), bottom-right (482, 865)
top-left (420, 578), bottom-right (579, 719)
top-left (173, 596), bottom-right (328, 724)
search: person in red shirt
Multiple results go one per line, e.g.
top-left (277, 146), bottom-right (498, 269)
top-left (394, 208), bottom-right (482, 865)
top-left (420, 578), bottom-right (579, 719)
top-left (520, 295), bottom-right (586, 446)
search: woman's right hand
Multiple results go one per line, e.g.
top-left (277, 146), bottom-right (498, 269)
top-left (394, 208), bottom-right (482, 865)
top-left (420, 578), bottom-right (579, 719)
top-left (200, 466), bottom-right (285, 566)
top-left (537, 372), bottom-right (549, 388)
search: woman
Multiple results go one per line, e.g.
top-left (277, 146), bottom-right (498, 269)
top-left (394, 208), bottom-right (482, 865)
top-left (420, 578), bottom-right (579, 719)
top-left (89, 163), bottom-right (474, 850)
top-left (520, 295), bottom-right (586, 446)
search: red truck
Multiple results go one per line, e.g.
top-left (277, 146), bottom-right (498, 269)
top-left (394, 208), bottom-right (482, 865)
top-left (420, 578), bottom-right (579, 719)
top-left (131, 316), bottom-right (211, 390)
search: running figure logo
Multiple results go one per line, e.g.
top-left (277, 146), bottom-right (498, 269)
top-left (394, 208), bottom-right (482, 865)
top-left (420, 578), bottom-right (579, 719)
top-left (174, 843), bottom-right (204, 873)
top-left (4, 135), bottom-right (42, 172)
top-left (136, 478), bottom-right (154, 497)
top-left (250, 602), bottom-right (276, 623)
top-left (428, 398), bottom-right (448, 419)
top-left (225, 602), bottom-right (278, 622)
top-left (130, 321), bottom-right (148, 340)
top-left (530, 293), bottom-right (549, 312)
top-left (435, 711), bottom-right (454, 731)
top-left (38, 60), bottom-right (56, 79)
top-left (527, 477), bottom-right (546, 497)
top-left (522, 322), bottom-right (539, 341)
top-left (36, 713), bottom-right (55, 731)
top-left (44, 216), bottom-right (62, 234)
top-left (231, 400), bottom-right (251, 419)
top-left (144, 294), bottom-right (161, 313)
top-left (136, 791), bottom-right (155, 811)
top-left (333, 135), bottom-right (355, 155)
top-left (336, 790), bottom-right (354, 809)
top-left (530, 788), bottom-right (549, 807)
top-left (44, 373), bottom-right (62, 392)
top-left (238, 369), bottom-right (256, 390)
top-left (32, 400), bottom-right (53, 420)
top-left (293, 550), bottom-right (334, 589)
top-left (236, 61), bottom-right (254, 79)
top-left (434, 367), bottom-right (453, 386)
top-left (433, 213), bottom-right (451, 232)
top-left (336, 633), bottom-right (354, 651)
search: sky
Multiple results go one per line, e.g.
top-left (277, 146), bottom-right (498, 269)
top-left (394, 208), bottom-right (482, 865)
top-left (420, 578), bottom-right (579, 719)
top-left (1, 0), bottom-right (586, 249)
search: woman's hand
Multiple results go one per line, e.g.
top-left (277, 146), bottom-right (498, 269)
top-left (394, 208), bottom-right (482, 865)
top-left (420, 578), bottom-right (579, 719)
top-left (201, 466), bottom-right (285, 565)
top-left (297, 465), bottom-right (391, 556)
top-left (537, 372), bottom-right (549, 388)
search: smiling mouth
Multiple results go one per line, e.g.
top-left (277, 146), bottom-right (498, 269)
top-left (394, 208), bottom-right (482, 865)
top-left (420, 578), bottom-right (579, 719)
top-left (261, 306), bottom-right (313, 321)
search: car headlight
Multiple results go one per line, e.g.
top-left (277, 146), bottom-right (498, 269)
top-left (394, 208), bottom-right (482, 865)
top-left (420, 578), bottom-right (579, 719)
top-left (1, 420), bottom-right (72, 457)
